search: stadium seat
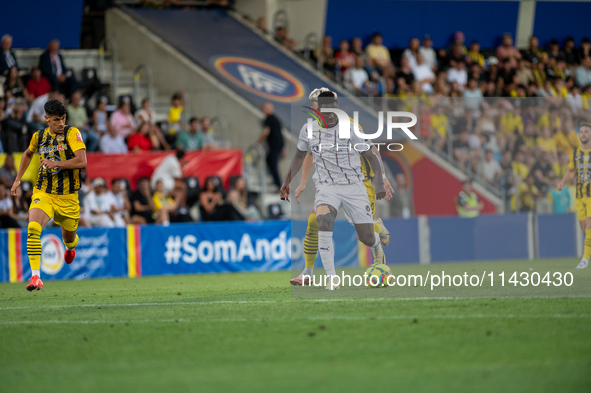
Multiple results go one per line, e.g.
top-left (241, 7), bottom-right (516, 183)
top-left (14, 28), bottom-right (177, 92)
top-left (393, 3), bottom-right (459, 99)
top-left (184, 176), bottom-right (201, 207)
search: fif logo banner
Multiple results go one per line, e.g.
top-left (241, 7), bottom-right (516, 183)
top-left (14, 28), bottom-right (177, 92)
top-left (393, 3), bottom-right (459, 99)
top-left (212, 56), bottom-right (306, 102)
top-left (18, 227), bottom-right (126, 281)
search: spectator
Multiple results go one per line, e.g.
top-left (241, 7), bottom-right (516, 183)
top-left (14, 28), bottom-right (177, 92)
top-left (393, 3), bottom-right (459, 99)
top-left (575, 56), bottom-right (591, 88)
top-left (463, 78), bottom-right (483, 110)
top-left (411, 53), bottom-right (435, 94)
top-left (151, 149), bottom-right (184, 195)
top-left (467, 41), bottom-right (485, 67)
top-left (0, 183), bottom-right (18, 228)
top-left (274, 27), bottom-right (296, 51)
top-left (419, 35), bottom-right (437, 71)
top-left (0, 34), bottom-right (17, 76)
top-left (26, 88), bottom-right (59, 132)
top-left (109, 179), bottom-right (131, 225)
top-left (498, 58), bottom-right (518, 95)
top-left (167, 91), bottom-right (185, 136)
top-left (100, 123), bottom-right (128, 154)
top-left (389, 173), bottom-right (414, 218)
top-left (227, 176), bottom-right (261, 221)
top-left (26, 67), bottom-right (51, 100)
top-left (524, 36), bottom-right (546, 64)
top-left (334, 39), bottom-right (355, 74)
top-left (516, 59), bottom-right (535, 87)
top-left (402, 37), bottom-right (420, 69)
top-left (350, 37), bottom-right (364, 57)
top-left (130, 177), bottom-right (155, 224)
top-left (445, 31), bottom-right (467, 56)
top-left (444, 44), bottom-right (466, 70)
top-left (199, 177), bottom-right (244, 222)
top-left (453, 131), bottom-right (471, 167)
top-left (578, 37), bottom-right (591, 62)
top-left (11, 185), bottom-right (28, 228)
top-left (176, 117), bottom-right (203, 151)
top-left (93, 97), bottom-right (108, 135)
top-left (365, 33), bottom-right (394, 76)
top-left (256, 17), bottom-right (267, 34)
top-left (455, 180), bottom-right (483, 217)
top-left (447, 60), bottom-right (467, 91)
top-left (344, 56), bottom-right (371, 95)
top-left (496, 33), bottom-right (521, 68)
top-left (537, 127), bottom-right (557, 158)
top-left (127, 123), bottom-right (154, 152)
top-left (110, 98), bottom-right (136, 138)
top-left (257, 102), bottom-right (284, 189)
top-left (152, 179), bottom-right (176, 226)
top-left (67, 91), bottom-right (99, 152)
top-left (3, 66), bottom-right (29, 101)
top-left (38, 39), bottom-right (77, 98)
top-left (4, 97), bottom-right (28, 153)
top-left (548, 176), bottom-right (571, 213)
top-left (512, 151), bottom-right (529, 182)
top-left (200, 116), bottom-right (217, 150)
top-left (84, 178), bottom-right (122, 227)
top-left (135, 98), bottom-right (169, 150)
top-left (481, 150), bottom-right (502, 185)
top-left (563, 37), bottom-right (577, 66)
top-left (484, 56), bottom-right (499, 83)
top-left (314, 36), bottom-right (335, 76)
top-left (518, 174), bottom-right (541, 212)
top-left (554, 118), bottom-right (580, 155)
top-left (0, 154), bottom-right (17, 187)
top-left (547, 39), bottom-right (563, 61)
top-left (397, 56), bottom-right (415, 87)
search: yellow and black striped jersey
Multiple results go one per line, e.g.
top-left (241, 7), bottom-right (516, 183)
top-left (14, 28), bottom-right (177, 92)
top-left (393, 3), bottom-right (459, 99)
top-left (29, 126), bottom-right (86, 195)
top-left (569, 147), bottom-right (591, 199)
top-left (349, 117), bottom-right (374, 180)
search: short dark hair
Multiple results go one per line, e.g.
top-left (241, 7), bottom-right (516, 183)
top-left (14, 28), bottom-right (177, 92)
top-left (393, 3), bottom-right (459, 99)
top-left (317, 91), bottom-right (337, 108)
top-left (44, 99), bottom-right (66, 117)
top-left (189, 117), bottom-right (199, 124)
top-left (580, 122), bottom-right (591, 130)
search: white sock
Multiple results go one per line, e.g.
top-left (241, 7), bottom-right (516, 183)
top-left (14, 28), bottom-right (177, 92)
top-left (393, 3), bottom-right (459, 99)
top-left (32, 270), bottom-right (40, 277)
top-left (163, 221), bottom-right (170, 227)
top-left (318, 231), bottom-right (336, 277)
top-left (371, 232), bottom-right (381, 249)
top-left (302, 267), bottom-right (313, 276)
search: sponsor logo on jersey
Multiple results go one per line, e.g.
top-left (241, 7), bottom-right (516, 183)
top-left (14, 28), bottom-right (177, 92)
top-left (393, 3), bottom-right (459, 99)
top-left (212, 56), bottom-right (305, 102)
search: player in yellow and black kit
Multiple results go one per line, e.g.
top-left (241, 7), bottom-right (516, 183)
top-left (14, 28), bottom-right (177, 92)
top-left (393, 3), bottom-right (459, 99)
top-left (289, 88), bottom-right (394, 286)
top-left (11, 99), bottom-right (87, 291)
top-left (558, 122), bottom-right (591, 269)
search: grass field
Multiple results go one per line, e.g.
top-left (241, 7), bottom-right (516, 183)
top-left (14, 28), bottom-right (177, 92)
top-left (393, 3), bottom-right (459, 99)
top-left (1, 258), bottom-right (590, 393)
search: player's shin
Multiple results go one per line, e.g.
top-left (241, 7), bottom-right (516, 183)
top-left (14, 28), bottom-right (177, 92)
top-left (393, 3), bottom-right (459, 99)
top-left (64, 234), bottom-right (79, 251)
top-left (318, 231), bottom-right (336, 278)
top-left (27, 222), bottom-right (42, 277)
top-left (303, 214), bottom-right (318, 275)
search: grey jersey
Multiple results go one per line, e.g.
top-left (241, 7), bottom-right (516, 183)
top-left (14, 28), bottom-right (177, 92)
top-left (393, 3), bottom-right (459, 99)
top-left (297, 121), bottom-right (371, 186)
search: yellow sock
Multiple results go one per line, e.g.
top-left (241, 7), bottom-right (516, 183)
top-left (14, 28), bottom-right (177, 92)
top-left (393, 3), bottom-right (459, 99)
top-left (27, 222), bottom-right (42, 272)
top-left (64, 234), bottom-right (79, 251)
top-left (373, 222), bottom-right (382, 234)
top-left (584, 229), bottom-right (591, 260)
top-left (304, 214), bottom-right (319, 269)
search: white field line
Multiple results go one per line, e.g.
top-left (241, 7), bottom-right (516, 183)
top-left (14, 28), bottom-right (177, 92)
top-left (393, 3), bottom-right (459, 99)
top-left (1, 314), bottom-right (590, 325)
top-left (0, 296), bottom-right (589, 311)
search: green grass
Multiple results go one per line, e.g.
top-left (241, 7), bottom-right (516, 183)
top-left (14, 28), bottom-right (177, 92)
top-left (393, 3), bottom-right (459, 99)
top-left (0, 258), bottom-right (590, 393)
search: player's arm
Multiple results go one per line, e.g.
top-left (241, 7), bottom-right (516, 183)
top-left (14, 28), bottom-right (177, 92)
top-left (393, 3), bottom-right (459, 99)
top-left (557, 167), bottom-right (575, 190)
top-left (280, 148), bottom-right (307, 202)
top-left (361, 148), bottom-right (385, 200)
top-left (295, 153), bottom-right (313, 204)
top-left (372, 145), bottom-right (394, 201)
top-left (11, 147), bottom-right (35, 197)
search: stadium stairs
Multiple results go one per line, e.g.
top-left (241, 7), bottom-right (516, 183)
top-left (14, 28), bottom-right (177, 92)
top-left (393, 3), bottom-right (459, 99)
top-left (104, 6), bottom-right (502, 217)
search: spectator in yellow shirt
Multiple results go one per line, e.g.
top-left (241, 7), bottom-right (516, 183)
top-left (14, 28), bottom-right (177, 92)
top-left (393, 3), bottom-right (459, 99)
top-left (554, 118), bottom-right (580, 155)
top-left (512, 151), bottom-right (529, 181)
top-left (365, 33), bottom-right (394, 77)
top-left (500, 107), bottom-right (524, 135)
top-left (536, 127), bottom-right (557, 159)
top-left (167, 90), bottom-right (185, 135)
top-left (518, 174), bottom-right (541, 212)
top-left (552, 151), bottom-right (570, 178)
top-left (536, 108), bottom-right (561, 132)
top-left (152, 179), bottom-right (176, 226)
top-left (430, 106), bottom-right (449, 140)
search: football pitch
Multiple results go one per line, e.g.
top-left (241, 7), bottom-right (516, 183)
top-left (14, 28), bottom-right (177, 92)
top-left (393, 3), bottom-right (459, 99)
top-left (0, 258), bottom-right (590, 393)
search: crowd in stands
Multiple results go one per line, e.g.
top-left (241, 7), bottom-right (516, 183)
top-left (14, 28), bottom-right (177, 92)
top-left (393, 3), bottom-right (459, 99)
top-left (295, 30), bottom-right (591, 214)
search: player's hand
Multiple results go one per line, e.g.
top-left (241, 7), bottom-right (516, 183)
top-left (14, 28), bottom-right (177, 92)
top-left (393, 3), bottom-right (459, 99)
top-left (375, 181), bottom-right (386, 200)
top-left (11, 180), bottom-right (20, 197)
top-left (40, 158), bottom-right (58, 170)
top-left (557, 180), bottom-right (565, 191)
top-left (295, 183), bottom-right (305, 204)
top-left (279, 182), bottom-right (290, 202)
top-left (383, 177), bottom-right (394, 201)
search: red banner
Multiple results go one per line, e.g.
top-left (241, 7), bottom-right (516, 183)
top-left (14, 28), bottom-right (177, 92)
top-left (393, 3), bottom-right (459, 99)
top-left (86, 150), bottom-right (243, 189)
